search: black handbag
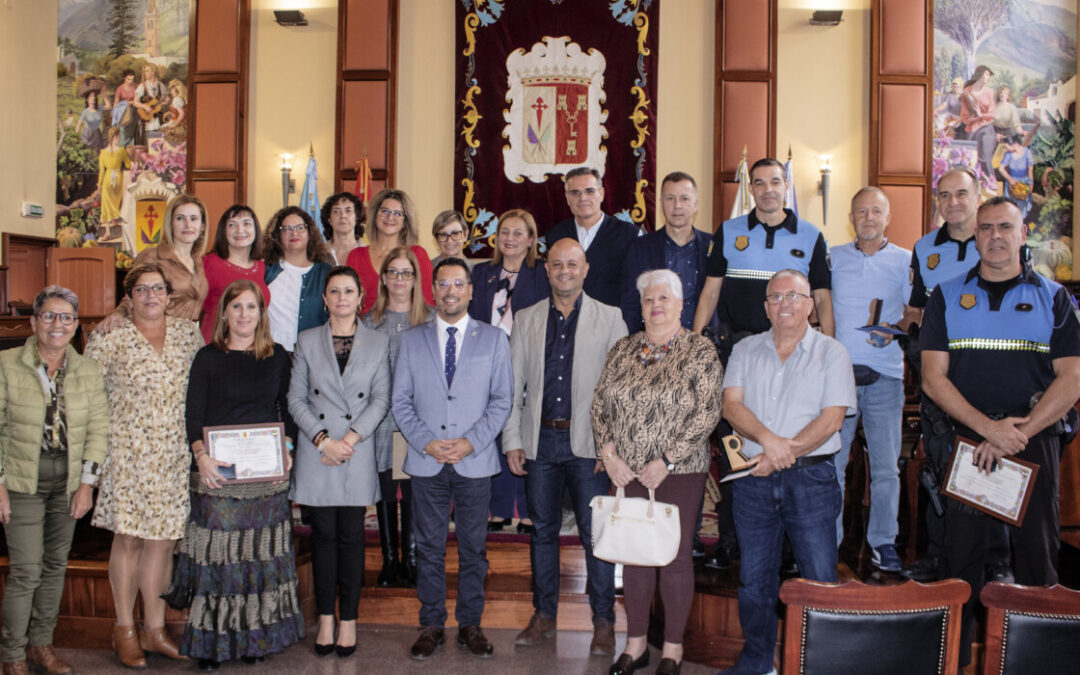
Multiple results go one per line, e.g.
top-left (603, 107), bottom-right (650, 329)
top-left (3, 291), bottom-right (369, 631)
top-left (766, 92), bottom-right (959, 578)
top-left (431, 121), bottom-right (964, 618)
top-left (160, 554), bottom-right (193, 610)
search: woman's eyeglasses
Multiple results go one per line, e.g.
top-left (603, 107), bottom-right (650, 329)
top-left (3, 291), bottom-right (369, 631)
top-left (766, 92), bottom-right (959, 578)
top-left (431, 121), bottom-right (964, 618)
top-left (37, 311), bottom-right (77, 325)
top-left (384, 270), bottom-right (415, 280)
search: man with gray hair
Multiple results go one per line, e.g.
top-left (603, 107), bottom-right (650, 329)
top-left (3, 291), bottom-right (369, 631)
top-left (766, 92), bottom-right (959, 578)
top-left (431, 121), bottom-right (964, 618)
top-left (717, 269), bottom-right (855, 675)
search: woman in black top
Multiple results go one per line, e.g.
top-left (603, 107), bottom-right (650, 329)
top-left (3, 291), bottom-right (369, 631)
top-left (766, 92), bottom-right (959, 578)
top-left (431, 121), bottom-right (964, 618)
top-left (179, 279), bottom-right (303, 671)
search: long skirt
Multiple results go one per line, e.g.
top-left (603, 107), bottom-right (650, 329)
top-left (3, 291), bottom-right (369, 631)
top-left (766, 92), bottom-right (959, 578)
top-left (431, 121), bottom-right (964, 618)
top-left (175, 487), bottom-right (304, 662)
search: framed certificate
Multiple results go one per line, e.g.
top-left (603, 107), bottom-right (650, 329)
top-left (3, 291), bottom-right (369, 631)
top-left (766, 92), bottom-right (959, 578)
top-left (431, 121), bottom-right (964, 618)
top-left (943, 436), bottom-right (1039, 527)
top-left (203, 423), bottom-right (288, 484)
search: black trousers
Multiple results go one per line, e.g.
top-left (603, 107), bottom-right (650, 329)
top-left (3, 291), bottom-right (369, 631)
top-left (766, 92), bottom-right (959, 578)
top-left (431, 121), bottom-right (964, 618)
top-left (308, 505), bottom-right (367, 620)
top-left (944, 430), bottom-right (1061, 667)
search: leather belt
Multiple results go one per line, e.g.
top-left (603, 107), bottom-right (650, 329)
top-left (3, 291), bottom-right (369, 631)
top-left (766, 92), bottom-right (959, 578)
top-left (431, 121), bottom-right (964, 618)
top-left (794, 453), bottom-right (835, 468)
top-left (540, 418), bottom-right (571, 430)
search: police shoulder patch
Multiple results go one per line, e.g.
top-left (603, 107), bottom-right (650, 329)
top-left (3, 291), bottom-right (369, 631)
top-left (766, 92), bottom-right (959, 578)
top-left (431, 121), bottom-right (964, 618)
top-left (959, 293), bottom-right (977, 309)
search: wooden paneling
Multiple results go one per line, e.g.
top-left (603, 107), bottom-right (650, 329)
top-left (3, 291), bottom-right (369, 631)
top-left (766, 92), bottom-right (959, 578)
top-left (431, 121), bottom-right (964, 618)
top-left (188, 0), bottom-right (249, 208)
top-left (336, 0), bottom-right (399, 191)
top-left (870, 0), bottom-right (933, 244)
top-left (192, 180), bottom-right (239, 248)
top-left (1, 234), bottom-right (53, 310)
top-left (713, 0), bottom-right (777, 229)
top-left (46, 248), bottom-right (116, 316)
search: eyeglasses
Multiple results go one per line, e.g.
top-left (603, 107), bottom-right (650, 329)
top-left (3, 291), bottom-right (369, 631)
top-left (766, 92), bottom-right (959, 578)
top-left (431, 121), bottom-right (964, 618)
top-left (132, 284), bottom-right (169, 297)
top-left (435, 279), bottom-right (469, 290)
top-left (379, 208), bottom-right (405, 220)
top-left (37, 311), bottom-right (77, 325)
top-left (281, 224), bottom-right (307, 234)
top-left (765, 291), bottom-right (811, 305)
top-left (436, 230), bottom-right (465, 242)
top-left (384, 269), bottom-right (415, 280)
top-left (566, 187), bottom-right (600, 199)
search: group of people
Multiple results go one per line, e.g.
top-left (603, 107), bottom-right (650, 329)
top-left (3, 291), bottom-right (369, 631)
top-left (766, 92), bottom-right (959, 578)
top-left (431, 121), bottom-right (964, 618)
top-left (0, 158), bottom-right (1077, 675)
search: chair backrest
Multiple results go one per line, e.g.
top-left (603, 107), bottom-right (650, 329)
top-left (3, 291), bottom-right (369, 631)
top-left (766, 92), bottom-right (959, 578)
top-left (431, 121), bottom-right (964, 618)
top-left (981, 582), bottom-right (1080, 675)
top-left (779, 578), bottom-right (969, 675)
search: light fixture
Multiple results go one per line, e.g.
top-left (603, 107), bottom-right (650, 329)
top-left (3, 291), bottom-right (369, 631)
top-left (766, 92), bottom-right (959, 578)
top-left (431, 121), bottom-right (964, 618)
top-left (281, 153), bottom-right (295, 208)
top-left (274, 10), bottom-right (307, 27)
top-left (809, 10), bottom-right (843, 26)
top-left (817, 155), bottom-right (832, 225)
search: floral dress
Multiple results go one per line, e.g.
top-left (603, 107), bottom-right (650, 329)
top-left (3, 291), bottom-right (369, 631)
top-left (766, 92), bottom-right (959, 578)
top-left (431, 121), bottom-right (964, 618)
top-left (86, 316), bottom-right (203, 540)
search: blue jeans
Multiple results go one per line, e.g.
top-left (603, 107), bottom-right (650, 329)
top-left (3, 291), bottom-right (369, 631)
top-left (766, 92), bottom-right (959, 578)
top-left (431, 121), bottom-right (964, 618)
top-left (524, 427), bottom-right (615, 624)
top-left (490, 436), bottom-right (529, 519)
top-left (835, 374), bottom-right (903, 549)
top-left (732, 460), bottom-right (840, 673)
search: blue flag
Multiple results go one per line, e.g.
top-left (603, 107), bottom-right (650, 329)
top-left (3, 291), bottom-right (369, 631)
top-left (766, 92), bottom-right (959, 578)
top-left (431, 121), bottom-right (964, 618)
top-left (298, 155), bottom-right (322, 235)
top-left (784, 159), bottom-right (798, 218)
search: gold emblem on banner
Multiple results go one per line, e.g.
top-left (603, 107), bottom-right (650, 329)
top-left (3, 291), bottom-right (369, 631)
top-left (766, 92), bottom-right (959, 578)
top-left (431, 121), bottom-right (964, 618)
top-left (960, 294), bottom-right (977, 309)
top-left (735, 235), bottom-right (749, 251)
top-left (927, 253), bottom-right (940, 270)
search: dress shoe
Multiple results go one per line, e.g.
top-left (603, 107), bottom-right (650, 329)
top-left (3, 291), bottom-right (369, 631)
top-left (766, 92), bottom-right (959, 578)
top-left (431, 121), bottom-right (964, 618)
top-left (26, 646), bottom-right (72, 675)
top-left (692, 540), bottom-right (706, 559)
top-left (196, 658), bottom-right (219, 671)
top-left (656, 657), bottom-right (681, 675)
top-left (986, 561), bottom-right (1015, 584)
top-left (609, 650), bottom-right (649, 675)
top-left (517, 521), bottom-right (535, 535)
top-left (138, 626), bottom-right (185, 660)
top-left (900, 556), bottom-right (939, 582)
top-left (704, 546), bottom-right (734, 570)
top-left (590, 620), bottom-right (616, 656)
top-left (487, 518), bottom-right (511, 531)
top-left (112, 624), bottom-right (147, 669)
top-left (240, 656), bottom-right (264, 665)
top-left (409, 626), bottom-right (445, 661)
top-left (1, 662), bottom-right (29, 675)
top-left (314, 642), bottom-right (334, 657)
top-left (514, 612), bottom-right (556, 646)
top-left (457, 625), bottom-right (494, 658)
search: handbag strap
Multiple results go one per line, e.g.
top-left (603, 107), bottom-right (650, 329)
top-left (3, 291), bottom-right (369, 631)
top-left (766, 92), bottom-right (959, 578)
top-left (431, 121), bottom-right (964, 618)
top-left (612, 485), bottom-right (656, 518)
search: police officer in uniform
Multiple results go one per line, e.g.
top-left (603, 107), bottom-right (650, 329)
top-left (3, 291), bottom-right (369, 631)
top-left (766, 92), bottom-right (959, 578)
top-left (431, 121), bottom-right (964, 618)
top-left (920, 197), bottom-right (1080, 669)
top-left (692, 157), bottom-right (833, 570)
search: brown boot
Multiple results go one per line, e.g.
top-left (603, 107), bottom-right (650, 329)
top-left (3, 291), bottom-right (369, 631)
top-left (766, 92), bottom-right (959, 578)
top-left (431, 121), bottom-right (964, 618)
top-left (138, 626), bottom-right (185, 660)
top-left (514, 613), bottom-right (557, 646)
top-left (1, 662), bottom-right (29, 675)
top-left (112, 624), bottom-right (147, 669)
top-left (25, 646), bottom-right (72, 675)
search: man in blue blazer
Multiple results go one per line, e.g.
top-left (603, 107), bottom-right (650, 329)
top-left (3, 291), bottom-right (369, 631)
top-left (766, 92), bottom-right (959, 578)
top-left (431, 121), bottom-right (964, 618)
top-left (620, 171), bottom-right (717, 333)
top-left (392, 258), bottom-right (514, 661)
top-left (545, 166), bottom-right (641, 307)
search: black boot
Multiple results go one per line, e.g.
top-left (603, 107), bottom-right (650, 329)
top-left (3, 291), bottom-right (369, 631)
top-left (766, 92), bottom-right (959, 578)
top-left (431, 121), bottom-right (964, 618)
top-left (400, 494), bottom-right (417, 587)
top-left (375, 500), bottom-right (400, 587)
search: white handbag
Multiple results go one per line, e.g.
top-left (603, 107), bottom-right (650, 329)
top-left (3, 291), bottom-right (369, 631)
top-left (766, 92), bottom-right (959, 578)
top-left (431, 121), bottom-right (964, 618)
top-left (589, 486), bottom-right (680, 566)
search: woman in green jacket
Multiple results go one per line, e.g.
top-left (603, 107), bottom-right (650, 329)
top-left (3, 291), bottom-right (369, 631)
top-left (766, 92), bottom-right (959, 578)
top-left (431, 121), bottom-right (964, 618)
top-left (0, 286), bottom-right (108, 675)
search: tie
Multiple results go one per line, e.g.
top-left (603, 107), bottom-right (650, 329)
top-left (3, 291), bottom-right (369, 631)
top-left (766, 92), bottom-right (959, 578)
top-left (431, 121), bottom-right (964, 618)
top-left (445, 326), bottom-right (457, 387)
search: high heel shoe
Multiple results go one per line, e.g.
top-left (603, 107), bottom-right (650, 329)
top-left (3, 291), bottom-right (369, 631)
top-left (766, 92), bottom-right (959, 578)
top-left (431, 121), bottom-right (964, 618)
top-left (314, 642), bottom-right (334, 657)
top-left (335, 644), bottom-right (356, 658)
top-left (196, 659), bottom-right (219, 671)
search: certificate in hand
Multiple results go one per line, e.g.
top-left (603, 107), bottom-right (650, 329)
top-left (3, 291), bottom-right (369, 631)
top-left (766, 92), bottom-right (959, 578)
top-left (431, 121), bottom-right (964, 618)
top-left (943, 436), bottom-right (1039, 527)
top-left (203, 423), bottom-right (288, 484)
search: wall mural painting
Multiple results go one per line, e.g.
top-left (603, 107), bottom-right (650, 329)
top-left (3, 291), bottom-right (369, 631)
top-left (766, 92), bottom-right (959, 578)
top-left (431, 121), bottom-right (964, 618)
top-left (56, 0), bottom-right (191, 269)
top-left (454, 0), bottom-right (659, 257)
top-left (932, 0), bottom-right (1076, 280)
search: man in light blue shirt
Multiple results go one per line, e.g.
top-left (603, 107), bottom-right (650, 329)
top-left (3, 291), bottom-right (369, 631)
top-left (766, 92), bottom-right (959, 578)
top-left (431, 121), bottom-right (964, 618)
top-left (830, 187), bottom-right (914, 572)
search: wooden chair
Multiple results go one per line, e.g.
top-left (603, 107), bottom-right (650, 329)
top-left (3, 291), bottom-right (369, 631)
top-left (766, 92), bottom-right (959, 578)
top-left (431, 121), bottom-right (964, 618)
top-left (779, 578), bottom-right (969, 675)
top-left (980, 582), bottom-right (1080, 675)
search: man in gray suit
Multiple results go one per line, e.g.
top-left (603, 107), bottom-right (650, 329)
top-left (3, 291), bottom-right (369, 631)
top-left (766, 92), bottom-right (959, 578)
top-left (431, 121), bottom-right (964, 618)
top-left (503, 238), bottom-right (627, 654)
top-left (392, 258), bottom-right (514, 661)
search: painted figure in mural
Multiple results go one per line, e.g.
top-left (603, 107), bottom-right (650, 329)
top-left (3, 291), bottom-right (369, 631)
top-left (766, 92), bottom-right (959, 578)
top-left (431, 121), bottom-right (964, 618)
top-left (76, 91), bottom-right (105, 153)
top-left (132, 63), bottom-right (168, 147)
top-left (993, 86), bottom-right (1024, 138)
top-left (959, 65), bottom-right (997, 187)
top-left (934, 77), bottom-right (966, 139)
top-left (1000, 133), bottom-right (1035, 218)
top-left (97, 126), bottom-right (132, 242)
top-left (161, 79), bottom-right (186, 146)
top-left (112, 69), bottom-right (138, 147)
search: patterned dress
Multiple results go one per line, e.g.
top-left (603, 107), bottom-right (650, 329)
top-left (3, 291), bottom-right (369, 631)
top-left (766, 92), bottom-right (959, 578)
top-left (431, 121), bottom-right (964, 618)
top-left (86, 316), bottom-right (203, 540)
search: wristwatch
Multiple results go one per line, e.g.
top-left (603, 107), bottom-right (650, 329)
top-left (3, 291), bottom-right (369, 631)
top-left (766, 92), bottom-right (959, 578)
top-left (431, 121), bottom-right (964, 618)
top-left (662, 452), bottom-right (675, 471)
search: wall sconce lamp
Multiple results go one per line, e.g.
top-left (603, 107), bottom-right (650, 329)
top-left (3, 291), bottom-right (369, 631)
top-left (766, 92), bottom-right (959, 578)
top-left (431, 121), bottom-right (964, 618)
top-left (817, 154), bottom-right (832, 225)
top-left (274, 10), bottom-right (308, 27)
top-left (281, 153), bottom-right (295, 208)
top-left (809, 10), bottom-right (843, 26)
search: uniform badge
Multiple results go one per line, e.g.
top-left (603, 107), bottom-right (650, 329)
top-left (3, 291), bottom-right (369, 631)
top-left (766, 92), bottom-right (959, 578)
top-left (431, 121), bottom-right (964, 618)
top-left (791, 248), bottom-right (805, 258)
top-left (927, 253), bottom-right (940, 270)
top-left (959, 294), bottom-right (977, 309)
top-left (734, 235), bottom-right (749, 251)
top-left (1015, 303), bottom-right (1033, 312)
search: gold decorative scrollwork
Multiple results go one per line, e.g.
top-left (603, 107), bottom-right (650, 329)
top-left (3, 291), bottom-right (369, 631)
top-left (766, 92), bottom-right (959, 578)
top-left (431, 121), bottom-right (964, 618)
top-left (463, 12), bottom-right (480, 56)
top-left (628, 86), bottom-right (650, 149)
top-left (461, 178), bottom-right (478, 223)
top-left (634, 12), bottom-right (650, 56)
top-left (461, 86), bottom-right (483, 149)
top-left (629, 179), bottom-right (648, 224)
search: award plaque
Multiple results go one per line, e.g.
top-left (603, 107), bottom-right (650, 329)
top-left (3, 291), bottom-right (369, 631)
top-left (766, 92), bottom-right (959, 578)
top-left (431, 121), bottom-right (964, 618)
top-left (943, 436), bottom-right (1039, 527)
top-left (202, 423), bottom-right (288, 484)
top-left (719, 434), bottom-right (759, 483)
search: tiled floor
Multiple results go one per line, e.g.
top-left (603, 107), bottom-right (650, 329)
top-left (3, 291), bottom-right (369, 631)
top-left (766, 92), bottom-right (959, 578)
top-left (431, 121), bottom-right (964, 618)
top-left (52, 625), bottom-right (719, 674)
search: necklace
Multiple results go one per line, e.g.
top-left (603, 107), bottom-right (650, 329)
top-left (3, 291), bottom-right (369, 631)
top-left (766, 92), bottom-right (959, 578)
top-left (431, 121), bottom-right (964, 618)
top-left (639, 328), bottom-right (680, 366)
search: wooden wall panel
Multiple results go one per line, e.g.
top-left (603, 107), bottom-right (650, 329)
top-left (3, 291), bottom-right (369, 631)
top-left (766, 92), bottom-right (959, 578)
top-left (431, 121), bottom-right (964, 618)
top-left (1, 234), bottom-right (52, 309)
top-left (870, 0), bottom-right (932, 245)
top-left (336, 0), bottom-right (399, 193)
top-left (188, 0), bottom-right (249, 209)
top-left (713, 0), bottom-right (777, 230)
top-left (192, 180), bottom-right (239, 249)
top-left (46, 248), bottom-right (116, 316)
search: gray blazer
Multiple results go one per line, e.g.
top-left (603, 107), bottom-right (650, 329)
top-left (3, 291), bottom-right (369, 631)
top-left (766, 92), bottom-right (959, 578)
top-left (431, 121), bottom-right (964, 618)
top-left (502, 294), bottom-right (627, 460)
top-left (392, 318), bottom-right (513, 479)
top-left (288, 322), bottom-right (391, 506)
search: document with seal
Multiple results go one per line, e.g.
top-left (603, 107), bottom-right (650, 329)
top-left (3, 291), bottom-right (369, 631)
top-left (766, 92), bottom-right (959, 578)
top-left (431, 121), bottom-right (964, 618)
top-left (943, 437), bottom-right (1039, 527)
top-left (203, 423), bottom-right (288, 484)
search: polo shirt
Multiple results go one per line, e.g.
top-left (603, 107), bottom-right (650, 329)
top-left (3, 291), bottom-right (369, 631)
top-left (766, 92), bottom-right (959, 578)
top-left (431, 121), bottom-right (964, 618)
top-left (909, 225), bottom-right (978, 308)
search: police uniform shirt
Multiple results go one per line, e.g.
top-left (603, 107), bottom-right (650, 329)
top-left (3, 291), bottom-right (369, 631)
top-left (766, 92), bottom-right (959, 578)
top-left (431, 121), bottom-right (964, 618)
top-left (920, 263), bottom-right (1080, 416)
top-left (831, 240), bottom-right (912, 380)
top-left (704, 208), bottom-right (831, 335)
top-left (909, 225), bottom-right (979, 309)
